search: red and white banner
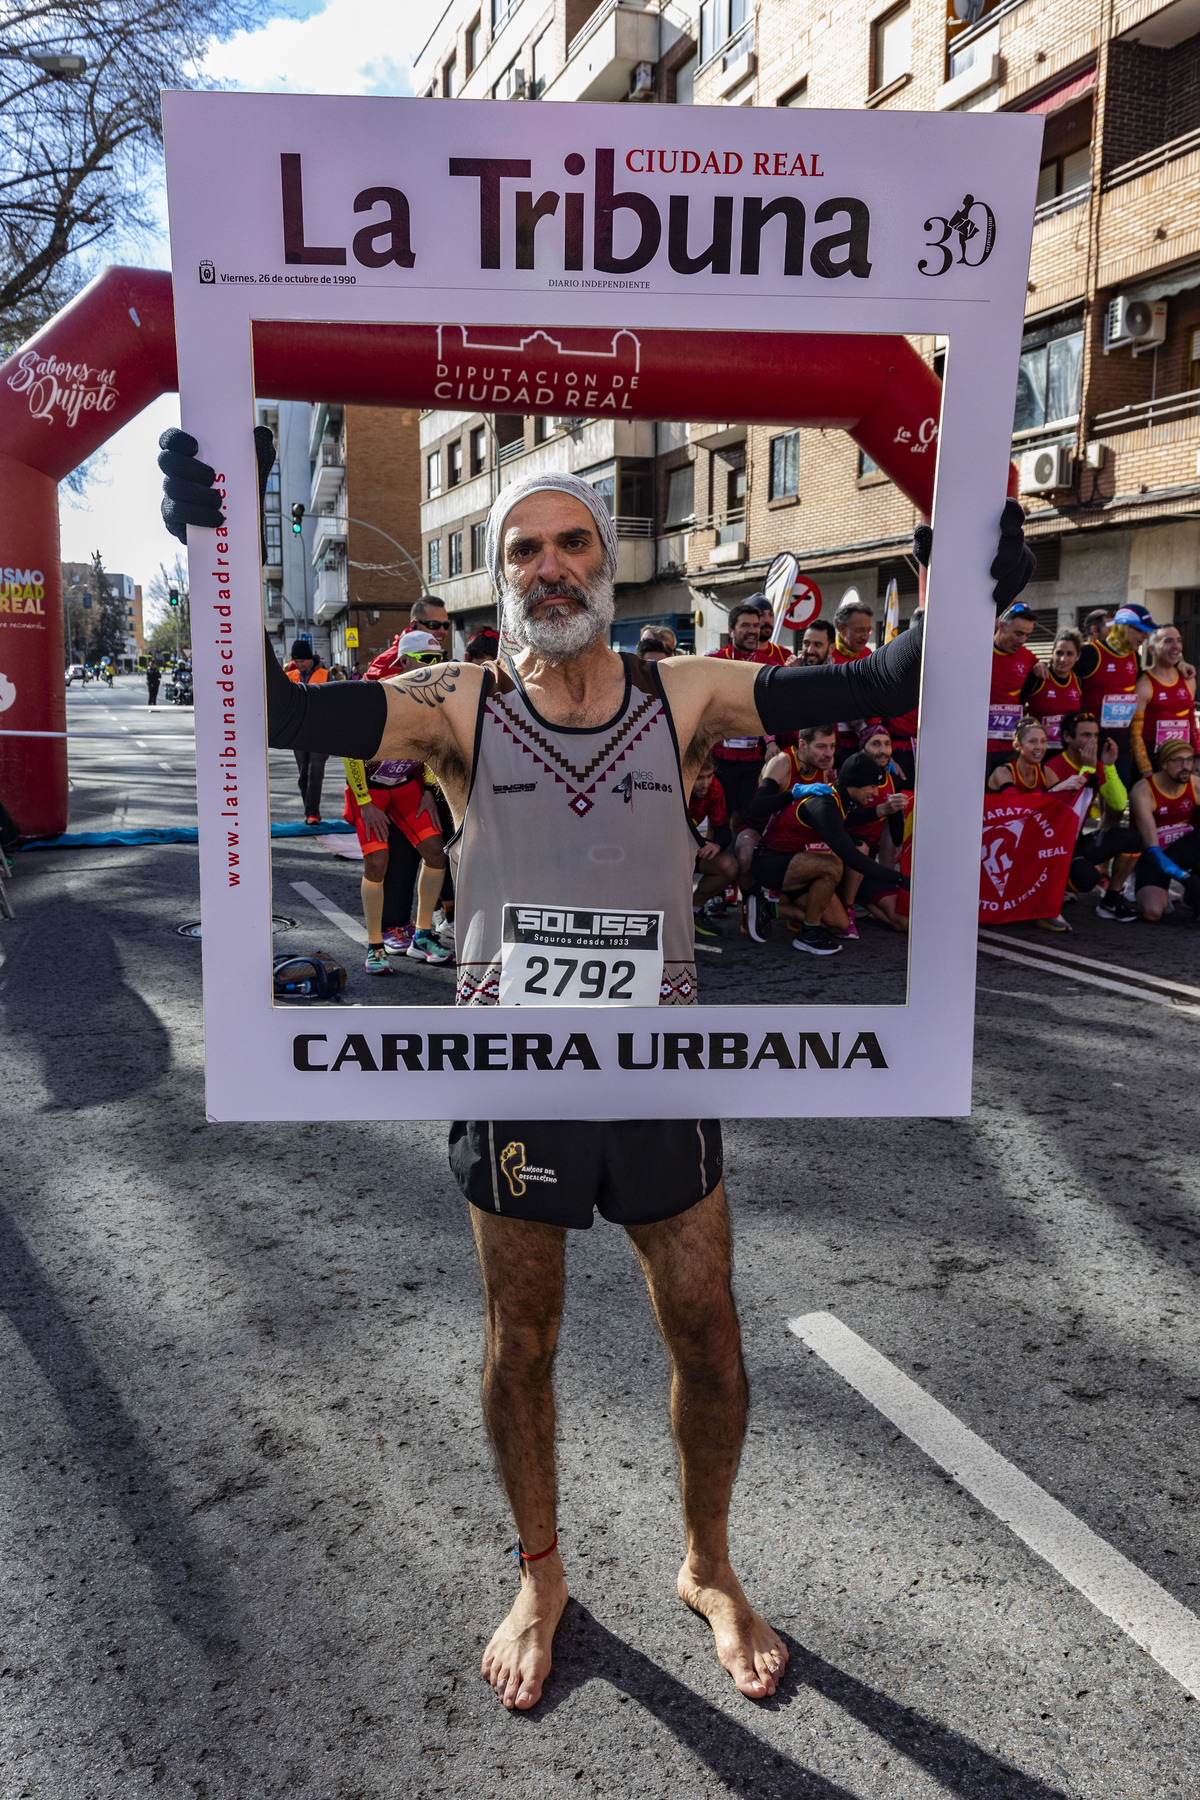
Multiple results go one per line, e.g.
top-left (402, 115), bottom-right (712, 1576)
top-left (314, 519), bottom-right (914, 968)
top-left (978, 790), bottom-right (1082, 924)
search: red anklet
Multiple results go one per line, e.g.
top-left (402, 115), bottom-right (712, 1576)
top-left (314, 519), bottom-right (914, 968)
top-left (515, 1532), bottom-right (558, 1563)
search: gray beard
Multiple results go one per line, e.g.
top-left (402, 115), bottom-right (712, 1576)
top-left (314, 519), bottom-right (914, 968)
top-left (500, 575), bottom-right (615, 663)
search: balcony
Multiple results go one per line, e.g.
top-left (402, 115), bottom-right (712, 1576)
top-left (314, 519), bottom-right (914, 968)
top-left (688, 422), bottom-right (747, 450)
top-left (1092, 387), bottom-right (1200, 435)
top-left (613, 514), bottom-right (654, 538)
top-left (311, 515), bottom-right (347, 567)
top-left (310, 441), bottom-right (345, 511)
top-left (542, 0), bottom-right (660, 105)
top-left (1098, 128), bottom-right (1200, 289)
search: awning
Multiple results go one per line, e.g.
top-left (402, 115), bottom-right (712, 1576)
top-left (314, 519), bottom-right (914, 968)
top-left (1124, 256), bottom-right (1200, 303)
top-left (1018, 64), bottom-right (1097, 116)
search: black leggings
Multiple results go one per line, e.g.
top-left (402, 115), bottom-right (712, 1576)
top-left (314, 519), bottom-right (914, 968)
top-left (1069, 825), bottom-right (1143, 894)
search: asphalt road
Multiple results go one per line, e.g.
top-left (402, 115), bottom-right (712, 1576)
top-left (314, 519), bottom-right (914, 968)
top-left (2, 673), bottom-right (1198, 1799)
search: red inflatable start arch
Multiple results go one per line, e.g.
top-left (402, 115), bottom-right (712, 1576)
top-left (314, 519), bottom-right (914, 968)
top-left (0, 265), bottom-right (949, 839)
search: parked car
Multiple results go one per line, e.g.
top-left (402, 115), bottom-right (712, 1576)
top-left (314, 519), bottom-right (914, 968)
top-left (65, 664), bottom-right (89, 686)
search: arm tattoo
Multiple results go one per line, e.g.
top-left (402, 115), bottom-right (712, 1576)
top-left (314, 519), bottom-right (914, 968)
top-left (397, 663), bottom-right (462, 708)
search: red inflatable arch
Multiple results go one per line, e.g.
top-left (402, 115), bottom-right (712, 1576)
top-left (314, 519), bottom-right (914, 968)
top-left (0, 264), bottom-right (949, 839)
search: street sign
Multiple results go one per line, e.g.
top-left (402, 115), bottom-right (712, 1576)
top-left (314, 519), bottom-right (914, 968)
top-left (765, 552), bottom-right (823, 640)
top-left (781, 578), bottom-right (822, 633)
top-left (344, 627), bottom-right (359, 648)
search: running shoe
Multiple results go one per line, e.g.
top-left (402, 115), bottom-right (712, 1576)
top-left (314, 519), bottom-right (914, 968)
top-left (792, 925), bottom-right (842, 956)
top-left (407, 928), bottom-right (453, 964)
top-left (694, 910), bottom-right (720, 941)
top-left (305, 814), bottom-right (321, 826)
top-left (1036, 916), bottom-right (1072, 932)
top-left (744, 889), bottom-right (770, 943)
top-left (382, 925), bottom-right (414, 954)
top-left (364, 945), bottom-right (393, 975)
top-left (435, 918), bottom-right (457, 951)
top-left (1095, 894), bottom-right (1137, 922)
top-left (841, 914), bottom-right (860, 941)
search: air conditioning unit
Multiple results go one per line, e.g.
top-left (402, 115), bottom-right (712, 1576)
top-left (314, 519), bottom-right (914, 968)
top-left (501, 64), bottom-right (526, 99)
top-left (1019, 443), bottom-right (1074, 495)
top-left (1106, 295), bottom-right (1167, 351)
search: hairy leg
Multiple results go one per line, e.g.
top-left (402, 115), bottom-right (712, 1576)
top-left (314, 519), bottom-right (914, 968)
top-left (469, 1207), bottom-right (569, 1710)
top-left (625, 1187), bottom-right (787, 1700)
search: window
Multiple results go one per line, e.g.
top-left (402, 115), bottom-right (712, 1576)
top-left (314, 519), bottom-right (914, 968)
top-left (674, 54), bottom-right (696, 104)
top-left (264, 517), bottom-right (282, 562)
top-left (700, 0), bottom-right (751, 65)
top-left (581, 460), bottom-right (616, 516)
top-left (467, 15), bottom-right (482, 73)
top-left (533, 414), bottom-right (552, 443)
top-left (664, 465), bottom-right (695, 525)
top-left (1189, 328), bottom-right (1200, 395)
top-left (470, 425), bottom-right (488, 475)
top-left (443, 55), bottom-right (456, 97)
top-left (449, 530), bottom-right (463, 576)
top-left (491, 0), bottom-right (512, 27)
top-left (448, 439), bottom-right (463, 486)
top-left (426, 450), bottom-right (441, 497)
top-left (531, 30), bottom-right (550, 96)
top-left (1037, 144), bottom-right (1091, 206)
top-left (858, 448), bottom-right (881, 477)
top-left (769, 431), bottom-right (799, 498)
top-left (428, 537), bottom-right (442, 581)
top-left (779, 79), bottom-right (808, 106)
top-left (472, 520), bottom-right (487, 568)
top-left (872, 3), bottom-right (911, 93)
top-left (1014, 314), bottom-right (1084, 433)
top-left (264, 462), bottom-right (281, 512)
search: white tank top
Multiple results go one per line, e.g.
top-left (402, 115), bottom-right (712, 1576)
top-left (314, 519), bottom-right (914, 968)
top-left (449, 654), bottom-right (702, 1006)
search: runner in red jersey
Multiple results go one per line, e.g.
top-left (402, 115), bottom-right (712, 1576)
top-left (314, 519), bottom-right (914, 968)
top-left (705, 603), bottom-right (788, 828)
top-left (740, 724), bottom-right (836, 940)
top-left (1046, 713), bottom-right (1139, 920)
top-left (688, 760), bottom-right (738, 939)
top-left (1027, 629), bottom-right (1083, 749)
top-left (843, 723), bottom-right (911, 932)
top-left (1131, 624), bottom-right (1199, 777)
top-left (1130, 739), bottom-right (1200, 921)
top-left (988, 603), bottom-right (1046, 771)
top-left (1076, 604), bottom-right (1159, 787)
top-left (829, 596), bottom-right (875, 758)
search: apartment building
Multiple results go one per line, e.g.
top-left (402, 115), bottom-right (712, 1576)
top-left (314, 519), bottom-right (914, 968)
top-left (303, 402), bottom-right (424, 669)
top-left (257, 400), bottom-right (318, 662)
top-left (61, 562), bottom-right (143, 667)
top-left (414, 0), bottom-right (1200, 655)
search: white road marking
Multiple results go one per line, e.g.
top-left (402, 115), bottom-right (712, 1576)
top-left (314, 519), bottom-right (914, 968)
top-left (789, 1311), bottom-right (1200, 1701)
top-left (978, 927), bottom-right (1200, 1002)
top-left (976, 942), bottom-right (1198, 1012)
top-left (290, 880), bottom-right (367, 946)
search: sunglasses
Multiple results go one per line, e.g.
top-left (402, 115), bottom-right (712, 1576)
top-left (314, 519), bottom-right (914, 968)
top-left (406, 650), bottom-right (443, 665)
top-left (419, 618), bottom-right (449, 631)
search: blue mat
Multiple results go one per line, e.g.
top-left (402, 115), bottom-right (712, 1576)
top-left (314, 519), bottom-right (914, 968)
top-left (19, 821), bottom-right (355, 850)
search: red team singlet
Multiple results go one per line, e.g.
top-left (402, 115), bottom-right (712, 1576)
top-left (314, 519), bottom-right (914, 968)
top-left (761, 760), bottom-right (830, 852)
top-left (1147, 775), bottom-right (1198, 847)
top-left (988, 644), bottom-right (1040, 748)
top-left (1140, 672), bottom-right (1199, 757)
top-left (1003, 760), bottom-right (1049, 792)
top-left (1028, 670), bottom-right (1082, 747)
top-left (1079, 640), bottom-right (1140, 736)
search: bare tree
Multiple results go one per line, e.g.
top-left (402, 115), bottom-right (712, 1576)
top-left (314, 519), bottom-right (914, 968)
top-left (146, 552), bottom-right (189, 656)
top-left (0, 0), bottom-right (259, 354)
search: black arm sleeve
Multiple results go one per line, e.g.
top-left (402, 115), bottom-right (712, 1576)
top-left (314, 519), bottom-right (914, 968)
top-left (754, 611), bottom-right (924, 735)
top-left (748, 777), bottom-right (795, 821)
top-left (802, 797), bottom-right (910, 887)
top-left (1019, 669), bottom-right (1043, 703)
top-left (264, 634), bottom-right (387, 757)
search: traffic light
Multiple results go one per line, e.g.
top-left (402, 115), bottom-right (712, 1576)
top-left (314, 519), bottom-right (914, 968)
top-left (168, 588), bottom-right (179, 608)
top-left (291, 502), bottom-right (305, 535)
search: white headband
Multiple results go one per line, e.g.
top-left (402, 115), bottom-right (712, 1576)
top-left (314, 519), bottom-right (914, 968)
top-left (485, 472), bottom-right (619, 595)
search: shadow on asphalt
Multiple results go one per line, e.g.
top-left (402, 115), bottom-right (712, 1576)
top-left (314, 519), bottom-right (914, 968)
top-left (0, 1201), bottom-right (234, 1655)
top-left (0, 892), bottom-right (172, 1110)
top-left (527, 1606), bottom-right (1066, 1798)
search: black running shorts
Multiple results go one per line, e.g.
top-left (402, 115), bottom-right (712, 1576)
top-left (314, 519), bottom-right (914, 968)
top-left (448, 1119), bottom-right (723, 1228)
top-left (711, 756), bottom-right (761, 821)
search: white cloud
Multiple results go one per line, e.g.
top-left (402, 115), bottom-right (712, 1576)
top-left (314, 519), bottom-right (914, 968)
top-left (203, 0), bottom-right (444, 96)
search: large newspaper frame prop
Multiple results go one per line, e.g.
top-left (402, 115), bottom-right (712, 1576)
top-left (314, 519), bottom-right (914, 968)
top-left (163, 92), bottom-right (1040, 1123)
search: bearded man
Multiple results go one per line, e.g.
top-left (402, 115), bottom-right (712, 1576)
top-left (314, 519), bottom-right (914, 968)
top-left (160, 437), bottom-right (1030, 1718)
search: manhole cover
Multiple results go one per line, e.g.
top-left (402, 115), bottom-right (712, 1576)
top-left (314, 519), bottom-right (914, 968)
top-left (175, 914), bottom-right (296, 939)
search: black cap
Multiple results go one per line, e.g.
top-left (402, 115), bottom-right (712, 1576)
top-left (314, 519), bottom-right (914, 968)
top-left (839, 752), bottom-right (884, 789)
top-left (289, 639), bottom-right (313, 659)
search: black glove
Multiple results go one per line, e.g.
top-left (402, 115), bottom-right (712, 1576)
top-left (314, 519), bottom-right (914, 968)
top-left (159, 426), bottom-right (277, 562)
top-left (911, 500), bottom-right (1035, 607)
top-left (990, 497), bottom-right (1037, 608)
top-left (158, 429), bottom-right (222, 543)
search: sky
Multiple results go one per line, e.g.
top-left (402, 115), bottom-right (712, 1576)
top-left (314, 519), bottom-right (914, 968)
top-left (56, 0), bottom-right (446, 619)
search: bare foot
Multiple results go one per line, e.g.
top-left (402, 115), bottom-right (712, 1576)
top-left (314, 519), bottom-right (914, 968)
top-left (678, 1557), bottom-right (788, 1700)
top-left (481, 1563), bottom-right (569, 1711)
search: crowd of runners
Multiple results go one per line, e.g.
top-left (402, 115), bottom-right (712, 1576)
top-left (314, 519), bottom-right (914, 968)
top-left (288, 584), bottom-right (1199, 978)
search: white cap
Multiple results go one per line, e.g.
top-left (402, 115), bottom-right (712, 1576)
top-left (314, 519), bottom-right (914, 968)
top-left (395, 629), bottom-right (443, 656)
